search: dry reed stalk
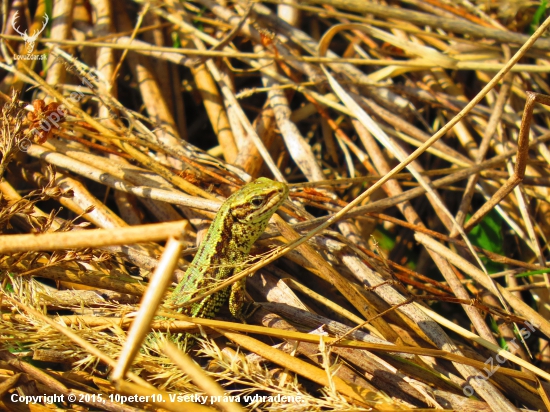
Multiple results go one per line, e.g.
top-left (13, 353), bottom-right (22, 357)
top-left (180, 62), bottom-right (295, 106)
top-left (1, 1), bottom-right (550, 410)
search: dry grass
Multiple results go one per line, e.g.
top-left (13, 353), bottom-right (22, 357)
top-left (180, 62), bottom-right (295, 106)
top-left (1, 0), bottom-right (550, 411)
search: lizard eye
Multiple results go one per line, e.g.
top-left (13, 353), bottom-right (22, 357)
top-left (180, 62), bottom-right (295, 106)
top-left (250, 197), bottom-right (264, 207)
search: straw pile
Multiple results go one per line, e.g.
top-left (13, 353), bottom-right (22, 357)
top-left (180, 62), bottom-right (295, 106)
top-left (0, 1), bottom-right (550, 411)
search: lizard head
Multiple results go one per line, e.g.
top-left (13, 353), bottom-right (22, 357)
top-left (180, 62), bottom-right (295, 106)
top-left (229, 177), bottom-right (288, 224)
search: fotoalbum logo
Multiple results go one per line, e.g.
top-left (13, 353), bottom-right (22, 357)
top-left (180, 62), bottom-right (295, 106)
top-left (12, 11), bottom-right (48, 60)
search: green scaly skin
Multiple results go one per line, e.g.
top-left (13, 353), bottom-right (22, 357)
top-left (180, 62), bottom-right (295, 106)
top-left (168, 177), bottom-right (289, 322)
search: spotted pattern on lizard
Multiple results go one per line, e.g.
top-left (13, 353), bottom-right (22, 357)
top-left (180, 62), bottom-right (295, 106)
top-left (167, 177), bottom-right (289, 322)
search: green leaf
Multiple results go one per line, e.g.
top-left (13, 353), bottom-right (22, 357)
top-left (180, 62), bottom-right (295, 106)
top-left (4, 273), bottom-right (14, 293)
top-left (373, 226), bottom-right (396, 252)
top-left (515, 268), bottom-right (550, 278)
top-left (530, 0), bottom-right (549, 34)
top-left (467, 210), bottom-right (504, 274)
top-left (171, 31), bottom-right (181, 49)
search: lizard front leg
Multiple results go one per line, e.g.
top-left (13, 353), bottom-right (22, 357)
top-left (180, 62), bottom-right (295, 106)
top-left (228, 276), bottom-right (247, 322)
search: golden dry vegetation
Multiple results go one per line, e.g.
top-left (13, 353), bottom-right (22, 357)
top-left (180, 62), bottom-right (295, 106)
top-left (1, 0), bottom-right (550, 411)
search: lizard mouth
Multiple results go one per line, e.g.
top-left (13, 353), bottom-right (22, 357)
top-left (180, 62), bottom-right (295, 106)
top-left (265, 185), bottom-right (288, 210)
top-left (264, 193), bottom-right (284, 211)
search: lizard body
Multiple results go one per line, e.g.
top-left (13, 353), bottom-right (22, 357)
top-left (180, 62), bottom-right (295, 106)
top-left (168, 177), bottom-right (288, 321)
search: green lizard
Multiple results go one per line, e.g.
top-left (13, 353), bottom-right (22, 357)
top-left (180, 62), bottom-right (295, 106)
top-left (167, 177), bottom-right (289, 323)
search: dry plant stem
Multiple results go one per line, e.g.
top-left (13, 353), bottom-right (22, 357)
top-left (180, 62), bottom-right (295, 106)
top-left (319, 26), bottom-right (484, 273)
top-left (114, 191), bottom-right (142, 225)
top-left (266, 0), bottom-right (500, 35)
top-left (4, 5), bottom-right (550, 408)
top-left (234, 105), bottom-right (278, 177)
top-left (191, 63), bottom-right (238, 163)
top-left (0, 221), bottom-right (188, 253)
top-left (261, 61), bottom-right (323, 182)
top-left (259, 299), bottom-right (403, 353)
top-left (118, 138), bottom-right (217, 197)
top-left (287, 341), bottom-right (389, 404)
top-left (190, 0), bottom-right (253, 67)
top-left (300, 0), bottom-right (550, 49)
top-left (250, 312), bottom-right (419, 406)
top-left (205, 321), bottom-right (540, 382)
top-left (354, 121), bottom-right (498, 346)
top-left (357, 96), bottom-right (472, 167)
top-left (474, 180), bottom-right (531, 245)
top-left (211, 328), bottom-right (372, 407)
top-left (272, 215), bottom-right (400, 341)
top-left (44, 0), bottom-right (74, 87)
top-left (289, 134), bottom-right (550, 229)
top-left (286, 78), bottom-right (379, 174)
top-left (257, 45), bottom-right (370, 249)
top-left (24, 314), bottom-right (187, 329)
top-left (0, 375), bottom-right (21, 404)
top-left (338, 253), bottom-right (519, 410)
top-left (115, 381), bottom-right (186, 412)
top-left (536, 379), bottom-right (550, 411)
top-left (0, 352), bottom-right (133, 412)
top-left (463, 92), bottom-right (550, 233)
top-left (482, 293), bottom-right (529, 362)
top-left (112, 3), bottom-right (148, 84)
top-left (421, 0), bottom-right (492, 27)
top-left (429, 69), bottom-right (479, 158)
top-left (170, 6), bottom-right (283, 182)
top-left (25, 144), bottom-right (221, 211)
top-left (417, 302), bottom-right (550, 382)
top-left (451, 71), bottom-right (513, 236)
top-left (162, 16), bottom-right (353, 118)
top-left (461, 0), bottom-right (505, 29)
top-left (277, 0), bottom-right (300, 26)
top-left (0, 352), bottom-right (67, 394)
top-left (173, 16), bottom-right (550, 408)
top-left (201, 61), bottom-right (284, 181)
top-left (285, 15), bottom-right (550, 244)
top-left (138, 196), bottom-right (184, 223)
top-left (18, 65), bottom-right (217, 201)
top-left (163, 34), bottom-right (189, 139)
top-left (109, 21), bottom-right (188, 200)
top-left (179, 133), bottom-right (550, 310)
top-left (28, 165), bottom-right (175, 241)
top-left (115, 6), bottom-right (181, 145)
top-left (368, 212), bottom-right (542, 271)
top-left (0, 180), bottom-right (61, 231)
top-left (218, 65), bottom-right (247, 157)
top-left (13, 290), bottom-right (138, 310)
top-left (47, 138), bottom-right (173, 189)
top-left (90, 0), bottom-right (116, 119)
top-left (103, 244), bottom-right (186, 281)
top-left (249, 268), bottom-right (311, 312)
top-left (416, 233), bottom-right (550, 339)
top-left (13, 258), bottom-right (147, 296)
top-left (280, 277), bottom-right (380, 332)
top-left (111, 236), bottom-right (184, 382)
top-left (114, 311), bottom-right (541, 382)
top-left (508, 161), bottom-right (545, 266)
top-left (109, 36), bottom-right (196, 66)
top-left (163, 341), bottom-right (244, 412)
top-left (2, 295), bottom-right (151, 388)
top-left (53, 172), bottom-right (128, 228)
top-left (247, 1), bottom-right (406, 104)
top-left (3, 31), bottom-right (550, 72)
